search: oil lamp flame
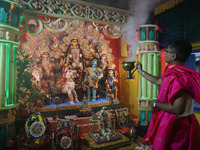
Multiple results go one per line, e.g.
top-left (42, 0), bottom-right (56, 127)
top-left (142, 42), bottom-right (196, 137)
top-left (122, 61), bottom-right (137, 79)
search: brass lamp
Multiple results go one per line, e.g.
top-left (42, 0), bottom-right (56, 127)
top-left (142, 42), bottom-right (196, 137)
top-left (122, 61), bottom-right (137, 79)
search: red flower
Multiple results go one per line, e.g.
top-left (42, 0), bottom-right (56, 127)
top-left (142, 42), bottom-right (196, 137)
top-left (42, 80), bottom-right (49, 87)
top-left (38, 86), bottom-right (42, 90)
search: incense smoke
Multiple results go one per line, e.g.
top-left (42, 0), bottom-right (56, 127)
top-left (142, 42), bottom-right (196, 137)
top-left (122, 0), bottom-right (161, 61)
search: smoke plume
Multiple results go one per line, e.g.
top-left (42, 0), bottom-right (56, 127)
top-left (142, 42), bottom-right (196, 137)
top-left (122, 0), bottom-right (161, 61)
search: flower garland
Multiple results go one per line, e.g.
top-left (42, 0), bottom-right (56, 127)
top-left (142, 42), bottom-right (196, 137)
top-left (57, 118), bottom-right (75, 136)
top-left (25, 112), bottom-right (47, 142)
top-left (115, 108), bottom-right (129, 129)
top-left (30, 121), bottom-right (45, 138)
top-left (60, 136), bottom-right (72, 149)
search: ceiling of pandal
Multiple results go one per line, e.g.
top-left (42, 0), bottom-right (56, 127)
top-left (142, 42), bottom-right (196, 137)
top-left (80, 0), bottom-right (170, 10)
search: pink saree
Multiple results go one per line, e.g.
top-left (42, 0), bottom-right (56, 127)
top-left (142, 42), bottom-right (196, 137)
top-left (143, 64), bottom-right (200, 150)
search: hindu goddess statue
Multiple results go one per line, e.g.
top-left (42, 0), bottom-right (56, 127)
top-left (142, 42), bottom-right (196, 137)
top-left (105, 65), bottom-right (118, 102)
top-left (37, 51), bottom-right (55, 105)
top-left (64, 38), bottom-right (84, 89)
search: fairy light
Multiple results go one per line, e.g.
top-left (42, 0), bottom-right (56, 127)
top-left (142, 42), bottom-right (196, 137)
top-left (12, 45), bottom-right (17, 105)
top-left (5, 44), bottom-right (10, 106)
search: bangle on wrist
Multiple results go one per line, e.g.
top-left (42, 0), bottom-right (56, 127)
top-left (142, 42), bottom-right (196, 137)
top-left (153, 101), bottom-right (157, 108)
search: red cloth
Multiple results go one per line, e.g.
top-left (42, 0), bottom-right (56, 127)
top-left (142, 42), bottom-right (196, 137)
top-left (144, 64), bottom-right (200, 150)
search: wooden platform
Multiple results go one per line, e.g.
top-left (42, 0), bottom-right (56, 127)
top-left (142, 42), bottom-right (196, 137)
top-left (32, 99), bottom-right (120, 117)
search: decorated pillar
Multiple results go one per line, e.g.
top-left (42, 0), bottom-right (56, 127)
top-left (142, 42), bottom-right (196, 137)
top-left (136, 25), bottom-right (160, 126)
top-left (0, 0), bottom-right (22, 149)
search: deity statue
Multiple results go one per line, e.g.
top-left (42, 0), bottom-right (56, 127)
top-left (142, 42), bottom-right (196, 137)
top-left (97, 44), bottom-right (112, 75)
top-left (51, 37), bottom-right (63, 57)
top-left (88, 41), bottom-right (99, 59)
top-left (63, 38), bottom-right (84, 89)
top-left (97, 52), bottom-right (109, 97)
top-left (83, 41), bottom-right (99, 68)
top-left (65, 39), bottom-right (83, 69)
top-left (56, 67), bottom-right (79, 105)
top-left (99, 53), bottom-right (108, 73)
top-left (105, 65), bottom-right (118, 102)
top-left (51, 37), bottom-right (61, 51)
top-left (37, 51), bottom-right (55, 105)
top-left (83, 59), bottom-right (103, 101)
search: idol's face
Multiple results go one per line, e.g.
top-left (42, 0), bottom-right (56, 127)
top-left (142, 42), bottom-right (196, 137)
top-left (108, 70), bottom-right (114, 76)
top-left (42, 52), bottom-right (49, 59)
top-left (92, 59), bottom-right (97, 65)
top-left (89, 44), bottom-right (93, 48)
top-left (101, 54), bottom-right (107, 60)
top-left (53, 37), bottom-right (57, 42)
top-left (72, 39), bottom-right (78, 46)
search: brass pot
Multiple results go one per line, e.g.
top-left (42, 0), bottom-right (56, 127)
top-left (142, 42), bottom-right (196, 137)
top-left (122, 61), bottom-right (136, 79)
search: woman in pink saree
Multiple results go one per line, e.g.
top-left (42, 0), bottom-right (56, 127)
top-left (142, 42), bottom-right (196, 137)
top-left (136, 39), bottom-right (200, 150)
